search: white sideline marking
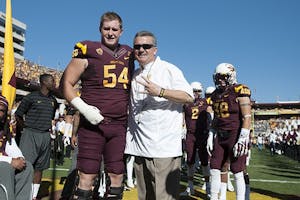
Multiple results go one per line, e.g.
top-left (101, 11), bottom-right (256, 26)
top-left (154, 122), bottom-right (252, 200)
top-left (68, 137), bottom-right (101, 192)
top-left (250, 179), bottom-right (300, 184)
top-left (48, 168), bottom-right (69, 171)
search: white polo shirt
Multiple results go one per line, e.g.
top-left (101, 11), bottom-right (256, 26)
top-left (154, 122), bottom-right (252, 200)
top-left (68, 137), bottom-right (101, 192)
top-left (125, 56), bottom-right (193, 158)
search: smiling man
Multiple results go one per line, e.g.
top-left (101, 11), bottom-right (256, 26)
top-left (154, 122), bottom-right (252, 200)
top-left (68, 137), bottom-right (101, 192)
top-left (125, 30), bottom-right (194, 200)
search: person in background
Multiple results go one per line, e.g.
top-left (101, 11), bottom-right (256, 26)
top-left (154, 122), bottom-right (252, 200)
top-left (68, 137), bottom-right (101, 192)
top-left (59, 109), bottom-right (80, 200)
top-left (55, 115), bottom-right (65, 166)
top-left (0, 95), bottom-right (33, 200)
top-left (125, 30), bottom-right (194, 200)
top-left (15, 74), bottom-right (58, 200)
top-left (63, 112), bottom-right (73, 159)
top-left (61, 11), bottom-right (134, 199)
top-left (180, 82), bottom-right (212, 198)
top-left (199, 86), bottom-right (216, 197)
top-left (207, 63), bottom-right (252, 200)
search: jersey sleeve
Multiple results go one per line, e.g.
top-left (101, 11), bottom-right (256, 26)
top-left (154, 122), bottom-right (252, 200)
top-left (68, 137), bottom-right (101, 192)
top-left (234, 84), bottom-right (251, 98)
top-left (72, 41), bottom-right (89, 58)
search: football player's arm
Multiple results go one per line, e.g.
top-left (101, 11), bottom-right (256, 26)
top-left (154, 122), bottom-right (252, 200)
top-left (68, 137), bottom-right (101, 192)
top-left (233, 96), bottom-right (252, 157)
top-left (62, 58), bottom-right (87, 102)
top-left (62, 58), bottom-right (103, 125)
top-left (238, 96), bottom-right (251, 130)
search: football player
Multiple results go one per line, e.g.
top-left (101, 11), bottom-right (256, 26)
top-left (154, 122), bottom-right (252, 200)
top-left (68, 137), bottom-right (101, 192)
top-left (181, 82), bottom-right (214, 198)
top-left (207, 63), bottom-right (252, 200)
top-left (61, 11), bottom-right (134, 199)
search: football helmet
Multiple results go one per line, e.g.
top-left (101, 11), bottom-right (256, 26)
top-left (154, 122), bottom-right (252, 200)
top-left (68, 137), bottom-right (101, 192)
top-left (205, 86), bottom-right (216, 95)
top-left (213, 63), bottom-right (237, 89)
top-left (190, 81), bottom-right (203, 92)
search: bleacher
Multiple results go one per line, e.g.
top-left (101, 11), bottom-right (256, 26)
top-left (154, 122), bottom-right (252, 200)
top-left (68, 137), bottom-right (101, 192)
top-left (0, 55), bottom-right (64, 99)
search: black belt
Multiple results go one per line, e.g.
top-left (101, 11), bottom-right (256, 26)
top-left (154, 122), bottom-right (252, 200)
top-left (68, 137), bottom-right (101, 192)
top-left (217, 130), bottom-right (231, 139)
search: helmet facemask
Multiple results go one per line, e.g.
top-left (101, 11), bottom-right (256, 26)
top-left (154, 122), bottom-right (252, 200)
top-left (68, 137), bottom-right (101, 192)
top-left (213, 63), bottom-right (237, 89)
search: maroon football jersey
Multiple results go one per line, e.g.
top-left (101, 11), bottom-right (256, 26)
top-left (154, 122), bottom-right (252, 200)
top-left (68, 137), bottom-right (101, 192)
top-left (72, 40), bottom-right (134, 123)
top-left (211, 84), bottom-right (251, 131)
top-left (184, 97), bottom-right (208, 133)
top-left (195, 98), bottom-right (211, 135)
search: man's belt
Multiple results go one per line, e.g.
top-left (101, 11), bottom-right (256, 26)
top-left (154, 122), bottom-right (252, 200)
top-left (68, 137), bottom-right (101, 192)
top-left (216, 130), bottom-right (231, 139)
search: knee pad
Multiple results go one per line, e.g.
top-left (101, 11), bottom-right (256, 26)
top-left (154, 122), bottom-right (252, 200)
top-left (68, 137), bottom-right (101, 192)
top-left (74, 188), bottom-right (93, 200)
top-left (106, 186), bottom-right (124, 200)
top-left (69, 171), bottom-right (94, 200)
top-left (104, 173), bottom-right (124, 200)
top-left (68, 170), bottom-right (101, 200)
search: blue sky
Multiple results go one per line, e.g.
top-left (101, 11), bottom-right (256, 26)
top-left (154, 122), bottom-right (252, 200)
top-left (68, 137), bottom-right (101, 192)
top-left (1, 0), bottom-right (299, 103)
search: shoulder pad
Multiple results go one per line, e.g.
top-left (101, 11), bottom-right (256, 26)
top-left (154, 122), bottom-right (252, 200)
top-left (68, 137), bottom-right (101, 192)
top-left (206, 97), bottom-right (213, 105)
top-left (72, 41), bottom-right (101, 58)
top-left (72, 42), bottom-right (87, 58)
top-left (234, 84), bottom-right (251, 96)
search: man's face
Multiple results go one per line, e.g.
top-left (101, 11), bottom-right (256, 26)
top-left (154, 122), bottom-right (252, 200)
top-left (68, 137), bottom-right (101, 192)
top-left (101, 19), bottom-right (123, 49)
top-left (44, 77), bottom-right (55, 91)
top-left (133, 36), bottom-right (157, 66)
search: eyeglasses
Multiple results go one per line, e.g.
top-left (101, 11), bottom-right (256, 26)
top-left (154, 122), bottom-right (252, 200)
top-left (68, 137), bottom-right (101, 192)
top-left (133, 44), bottom-right (155, 50)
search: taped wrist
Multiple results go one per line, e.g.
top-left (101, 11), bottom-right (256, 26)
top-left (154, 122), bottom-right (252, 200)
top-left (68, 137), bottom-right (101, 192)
top-left (240, 128), bottom-right (250, 139)
top-left (70, 97), bottom-right (89, 114)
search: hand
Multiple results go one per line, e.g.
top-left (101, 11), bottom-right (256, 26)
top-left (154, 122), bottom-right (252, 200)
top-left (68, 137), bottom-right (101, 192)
top-left (11, 157), bottom-right (26, 171)
top-left (137, 76), bottom-right (161, 96)
top-left (83, 105), bottom-right (104, 125)
top-left (206, 130), bottom-right (215, 156)
top-left (233, 128), bottom-right (250, 157)
top-left (71, 97), bottom-right (104, 125)
top-left (71, 135), bottom-right (78, 148)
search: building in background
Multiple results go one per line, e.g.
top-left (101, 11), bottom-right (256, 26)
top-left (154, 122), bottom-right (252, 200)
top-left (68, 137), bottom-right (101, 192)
top-left (0, 11), bottom-right (26, 61)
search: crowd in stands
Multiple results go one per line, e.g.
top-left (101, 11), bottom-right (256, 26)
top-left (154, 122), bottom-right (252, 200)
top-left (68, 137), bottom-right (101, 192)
top-left (253, 117), bottom-right (300, 162)
top-left (0, 56), bottom-right (63, 88)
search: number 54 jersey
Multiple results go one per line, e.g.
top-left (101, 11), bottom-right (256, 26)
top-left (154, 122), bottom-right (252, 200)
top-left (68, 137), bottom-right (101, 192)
top-left (72, 40), bottom-right (135, 124)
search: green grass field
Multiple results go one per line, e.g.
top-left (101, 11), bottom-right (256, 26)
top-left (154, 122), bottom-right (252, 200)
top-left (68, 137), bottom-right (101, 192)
top-left (40, 147), bottom-right (300, 200)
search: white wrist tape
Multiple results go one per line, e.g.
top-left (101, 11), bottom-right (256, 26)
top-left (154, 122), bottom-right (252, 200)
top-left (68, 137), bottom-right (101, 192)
top-left (70, 97), bottom-right (104, 125)
top-left (70, 97), bottom-right (89, 114)
top-left (240, 128), bottom-right (250, 138)
top-left (243, 114), bottom-right (251, 119)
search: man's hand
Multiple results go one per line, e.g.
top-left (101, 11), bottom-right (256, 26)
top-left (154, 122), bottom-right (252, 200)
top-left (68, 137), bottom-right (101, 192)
top-left (233, 128), bottom-right (250, 157)
top-left (11, 157), bottom-right (26, 171)
top-left (71, 97), bottom-right (104, 125)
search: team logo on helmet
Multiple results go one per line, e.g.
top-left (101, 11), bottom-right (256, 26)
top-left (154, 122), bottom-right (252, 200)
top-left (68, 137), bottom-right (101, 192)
top-left (213, 63), bottom-right (237, 89)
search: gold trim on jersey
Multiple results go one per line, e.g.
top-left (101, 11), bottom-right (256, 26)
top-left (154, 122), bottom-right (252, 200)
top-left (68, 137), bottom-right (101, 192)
top-left (75, 42), bottom-right (87, 55)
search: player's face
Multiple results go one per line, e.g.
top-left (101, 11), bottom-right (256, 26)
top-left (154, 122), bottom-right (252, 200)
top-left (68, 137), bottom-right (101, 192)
top-left (193, 90), bottom-right (201, 98)
top-left (101, 20), bottom-right (123, 49)
top-left (133, 36), bottom-right (157, 66)
top-left (215, 74), bottom-right (228, 89)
